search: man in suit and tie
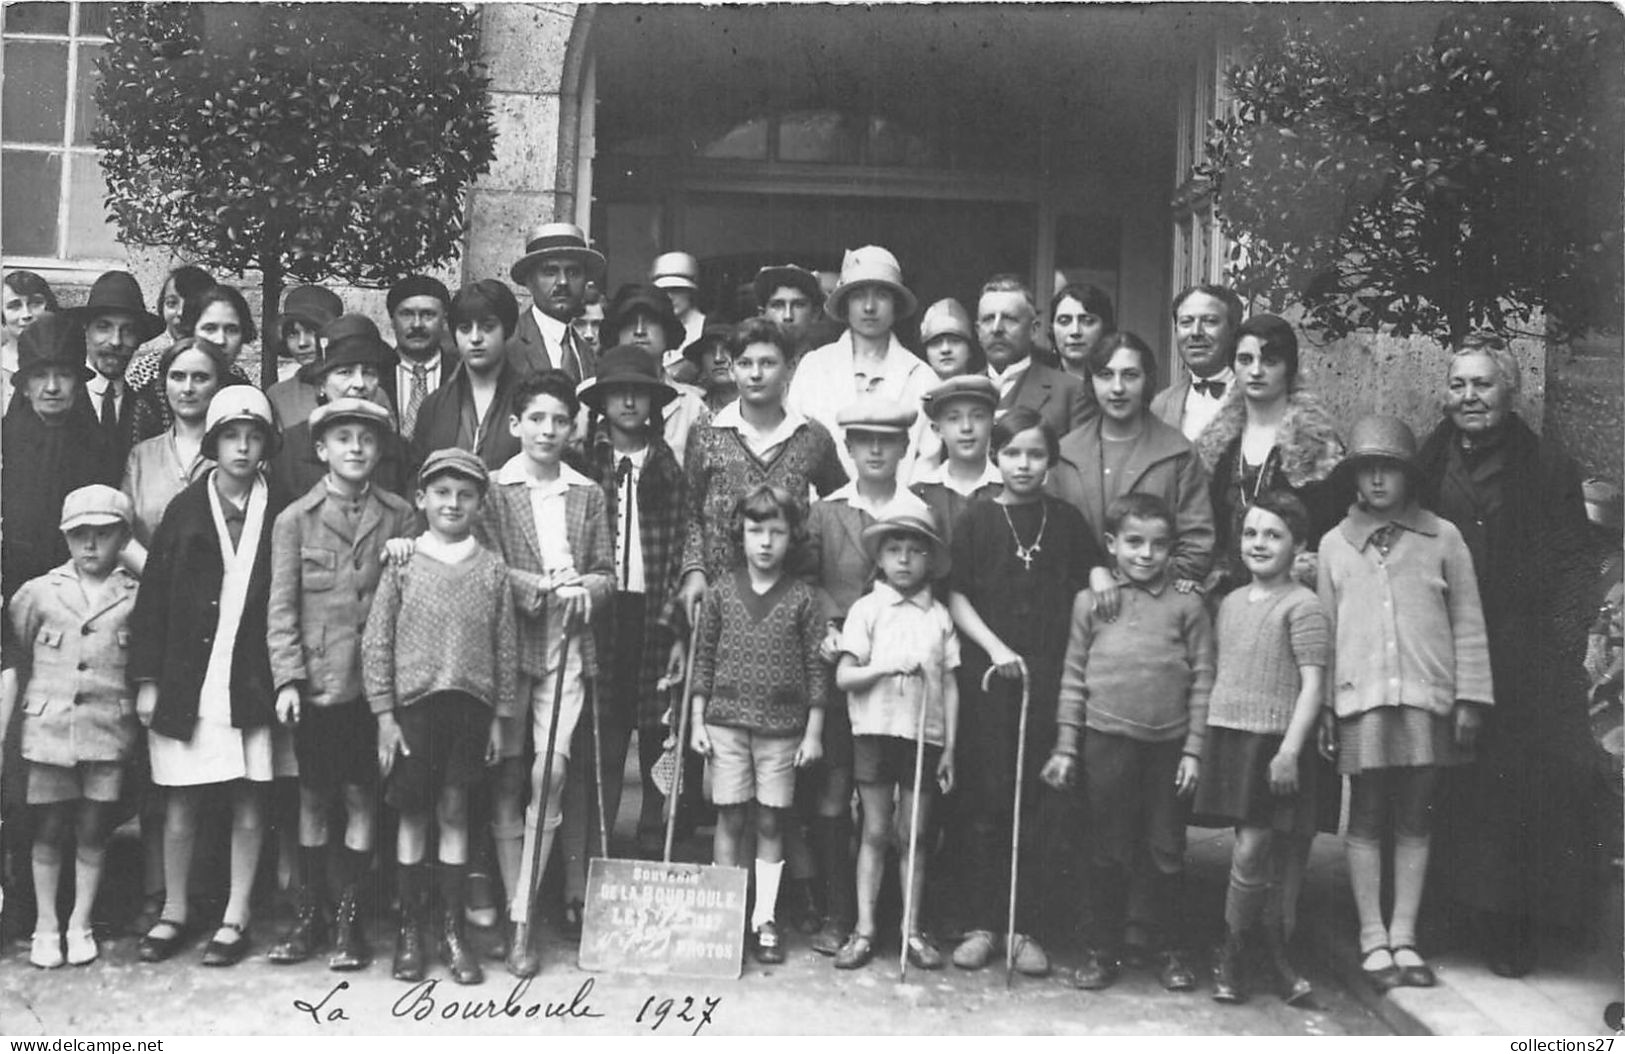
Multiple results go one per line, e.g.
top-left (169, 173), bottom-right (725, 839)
top-left (1149, 283), bottom-right (1245, 441)
top-left (70, 270), bottom-right (165, 466)
top-left (508, 221), bottom-right (604, 383)
top-left (380, 275), bottom-right (458, 440)
top-left (976, 274), bottom-right (1094, 438)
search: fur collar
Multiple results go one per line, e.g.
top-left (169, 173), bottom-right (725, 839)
top-left (1194, 387), bottom-right (1345, 488)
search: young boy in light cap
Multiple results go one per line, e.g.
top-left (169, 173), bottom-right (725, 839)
top-left (266, 398), bottom-right (416, 971)
top-left (363, 447), bottom-right (519, 986)
top-left (9, 485), bottom-right (140, 968)
top-left (911, 375), bottom-right (1002, 541)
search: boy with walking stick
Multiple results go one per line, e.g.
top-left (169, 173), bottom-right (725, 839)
top-left (833, 511), bottom-right (959, 973)
top-left (363, 448), bottom-right (519, 985)
top-left (479, 371), bottom-right (615, 978)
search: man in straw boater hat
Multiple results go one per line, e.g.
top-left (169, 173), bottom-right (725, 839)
top-left (752, 263), bottom-right (827, 362)
top-left (788, 246), bottom-right (937, 482)
top-left (509, 221), bottom-right (605, 383)
top-left (69, 270), bottom-right (167, 464)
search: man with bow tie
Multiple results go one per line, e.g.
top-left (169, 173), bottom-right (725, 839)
top-left (1151, 283), bottom-right (1246, 441)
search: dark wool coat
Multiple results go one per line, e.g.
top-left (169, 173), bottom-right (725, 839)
top-left (1418, 414), bottom-right (1604, 925)
top-left (128, 475), bottom-right (287, 740)
top-left (0, 406), bottom-right (119, 602)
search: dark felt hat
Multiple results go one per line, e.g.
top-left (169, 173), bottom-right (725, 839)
top-left (15, 313), bottom-right (93, 382)
top-left (577, 344), bottom-right (678, 413)
top-left (68, 271), bottom-right (166, 344)
top-left (607, 283), bottom-right (686, 353)
top-left (313, 313), bottom-right (389, 377)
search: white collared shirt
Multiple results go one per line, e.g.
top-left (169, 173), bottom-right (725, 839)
top-left (912, 456), bottom-right (1003, 497)
top-left (787, 331), bottom-right (936, 478)
top-left (395, 353), bottom-right (441, 410)
top-left (531, 306), bottom-right (580, 375)
top-left (610, 444), bottom-right (648, 594)
top-left (987, 355), bottom-right (1033, 401)
top-left (1180, 366), bottom-right (1235, 441)
top-left (824, 480), bottom-right (930, 521)
top-left (84, 370), bottom-right (123, 420)
top-left (494, 456), bottom-right (597, 574)
top-left (710, 399), bottom-right (810, 462)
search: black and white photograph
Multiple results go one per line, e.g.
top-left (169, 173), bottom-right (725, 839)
top-left (1, 0), bottom-right (1621, 1039)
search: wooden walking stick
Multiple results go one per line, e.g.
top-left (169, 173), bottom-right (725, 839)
top-left (513, 626), bottom-right (573, 968)
top-left (587, 678), bottom-right (610, 861)
top-left (984, 661), bottom-right (1030, 988)
top-left (899, 669), bottom-right (932, 981)
top-left (663, 618), bottom-right (703, 864)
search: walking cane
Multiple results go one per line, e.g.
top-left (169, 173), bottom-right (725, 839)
top-left (513, 626), bottom-right (573, 968)
top-left (899, 668), bottom-right (932, 981)
top-left (663, 619), bottom-right (702, 864)
top-left (587, 678), bottom-right (610, 861)
top-left (983, 661), bottom-right (1030, 989)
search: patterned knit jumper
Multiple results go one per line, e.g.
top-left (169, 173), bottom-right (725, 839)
top-left (691, 569), bottom-right (826, 737)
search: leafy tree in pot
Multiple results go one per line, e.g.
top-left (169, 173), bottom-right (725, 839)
top-left (94, 2), bottom-right (497, 385)
top-left (1200, 7), bottom-right (1624, 346)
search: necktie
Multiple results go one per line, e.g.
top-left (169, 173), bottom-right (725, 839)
top-left (404, 364), bottom-right (428, 437)
top-left (1193, 378), bottom-right (1226, 398)
top-left (100, 383), bottom-right (118, 430)
top-left (562, 330), bottom-right (583, 382)
top-left (618, 456), bottom-right (635, 585)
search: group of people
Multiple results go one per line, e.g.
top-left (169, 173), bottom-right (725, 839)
top-left (0, 225), bottom-right (1612, 1007)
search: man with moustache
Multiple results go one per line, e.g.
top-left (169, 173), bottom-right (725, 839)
top-left (509, 221), bottom-right (602, 383)
top-left (1150, 283), bottom-right (1246, 441)
top-left (380, 275), bottom-right (458, 440)
top-left (976, 274), bottom-right (1093, 438)
top-left (69, 271), bottom-right (166, 464)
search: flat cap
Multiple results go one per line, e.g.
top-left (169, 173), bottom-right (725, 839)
top-left (836, 395), bottom-right (918, 435)
top-left (921, 375), bottom-right (998, 418)
top-left (418, 447), bottom-right (489, 490)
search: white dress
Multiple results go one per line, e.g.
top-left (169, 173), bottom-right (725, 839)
top-left (149, 474), bottom-right (274, 786)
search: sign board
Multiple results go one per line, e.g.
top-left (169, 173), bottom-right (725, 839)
top-left (578, 858), bottom-right (748, 980)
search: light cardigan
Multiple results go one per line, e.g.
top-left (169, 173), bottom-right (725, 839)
top-left (1316, 501), bottom-right (1494, 719)
top-left (787, 331), bottom-right (937, 479)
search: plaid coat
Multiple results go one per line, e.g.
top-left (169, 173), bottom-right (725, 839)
top-left (585, 428), bottom-right (687, 727)
top-left (477, 461), bottom-right (616, 681)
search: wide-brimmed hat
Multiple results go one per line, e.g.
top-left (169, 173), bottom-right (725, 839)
top-left (68, 271), bottom-right (166, 344)
top-left (752, 265), bottom-right (822, 312)
top-left (919, 298), bottom-right (975, 345)
top-left (826, 245), bottom-right (917, 322)
top-left (650, 251), bottom-right (700, 293)
top-left (203, 385), bottom-right (279, 460)
top-left (921, 374), bottom-right (998, 419)
top-left (510, 221), bottom-right (607, 286)
top-left (281, 285), bottom-right (344, 332)
top-left (15, 313), bottom-right (93, 382)
top-left (607, 283), bottom-right (686, 353)
top-left (860, 510), bottom-right (951, 580)
top-left (60, 484), bottom-right (134, 533)
top-left (309, 397), bottom-right (393, 439)
top-left (577, 344), bottom-right (679, 414)
top-left (1336, 414), bottom-right (1421, 484)
top-left (312, 313), bottom-right (389, 378)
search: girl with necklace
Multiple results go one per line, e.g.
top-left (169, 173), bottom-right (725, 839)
top-left (944, 407), bottom-right (1105, 975)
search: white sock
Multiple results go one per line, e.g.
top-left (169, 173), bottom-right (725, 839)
top-left (752, 859), bottom-right (784, 930)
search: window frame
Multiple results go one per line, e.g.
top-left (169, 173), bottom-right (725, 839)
top-left (2, 1), bottom-right (122, 275)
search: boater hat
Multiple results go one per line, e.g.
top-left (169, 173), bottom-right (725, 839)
top-left (826, 245), bottom-right (917, 322)
top-left (751, 265), bottom-right (822, 312)
top-left (860, 509), bottom-right (951, 580)
top-left (650, 251), bottom-right (701, 293)
top-left (577, 344), bottom-right (678, 414)
top-left (510, 221), bottom-right (607, 286)
top-left (68, 270), bottom-right (165, 344)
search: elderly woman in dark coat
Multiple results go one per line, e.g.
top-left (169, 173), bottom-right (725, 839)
top-left (1416, 334), bottom-right (1602, 978)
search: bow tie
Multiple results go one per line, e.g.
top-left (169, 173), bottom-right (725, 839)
top-left (1193, 378), bottom-right (1226, 398)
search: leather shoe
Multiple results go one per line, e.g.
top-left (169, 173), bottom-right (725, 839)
top-left (952, 929), bottom-right (997, 970)
top-left (753, 921), bottom-right (786, 965)
top-left (1069, 949), bottom-right (1120, 990)
top-left (1159, 949), bottom-right (1197, 991)
top-left (201, 922), bottom-right (251, 967)
top-left (1360, 946), bottom-right (1403, 991)
top-left (905, 933), bottom-right (944, 971)
top-left (138, 919), bottom-right (189, 963)
top-left (811, 918), bottom-right (850, 957)
top-left (834, 931), bottom-right (874, 970)
top-left (1392, 945), bottom-right (1437, 988)
top-left (1012, 934), bottom-right (1051, 977)
top-left (506, 921), bottom-right (540, 978)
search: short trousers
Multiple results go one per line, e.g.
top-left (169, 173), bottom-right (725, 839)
top-left (385, 692), bottom-right (493, 813)
top-left (707, 725), bottom-right (798, 809)
top-left (28, 760), bottom-right (123, 804)
top-left (497, 643), bottom-right (587, 761)
top-left (853, 734), bottom-right (942, 788)
top-left (294, 698), bottom-right (378, 795)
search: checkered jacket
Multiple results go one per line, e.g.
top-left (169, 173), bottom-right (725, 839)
top-left (586, 428), bottom-right (687, 727)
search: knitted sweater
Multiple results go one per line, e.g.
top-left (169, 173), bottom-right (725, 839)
top-left (681, 417), bottom-right (847, 581)
top-left (1206, 583), bottom-right (1329, 734)
top-left (361, 546), bottom-right (519, 717)
top-left (691, 569), bottom-right (826, 737)
top-left (1054, 581), bottom-right (1215, 756)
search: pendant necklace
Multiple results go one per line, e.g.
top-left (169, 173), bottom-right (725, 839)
top-left (1002, 501), bottom-right (1048, 571)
